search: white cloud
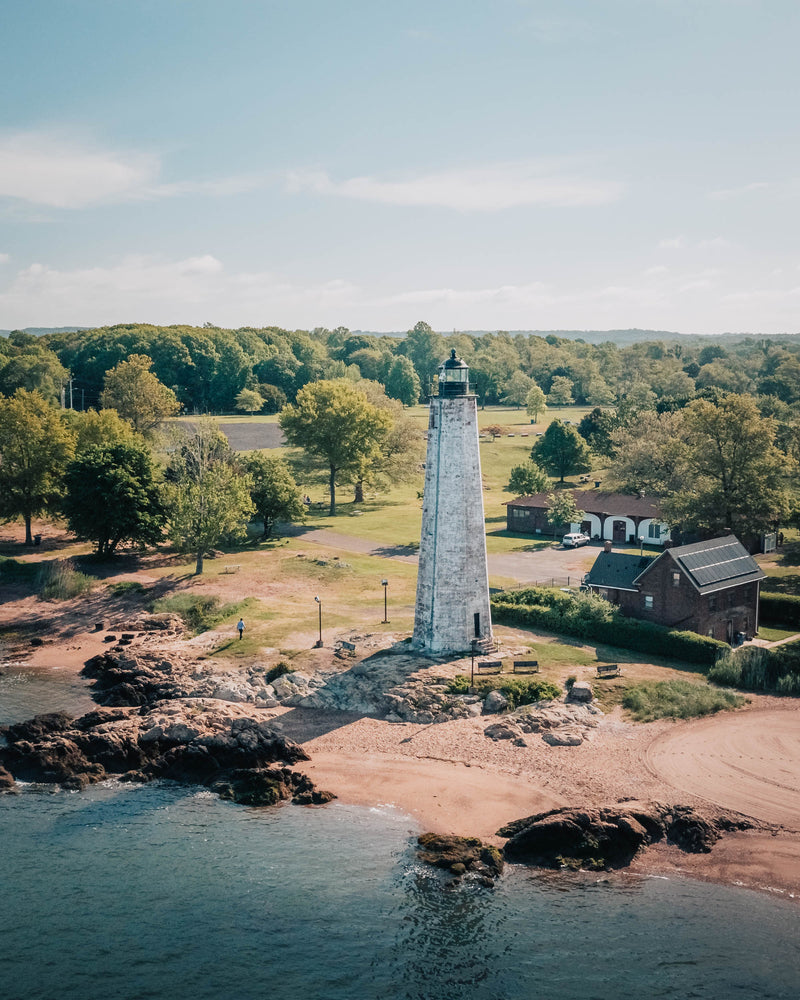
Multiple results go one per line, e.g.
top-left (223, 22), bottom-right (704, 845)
top-left (697, 237), bottom-right (734, 251)
top-left (0, 253), bottom-right (9, 264)
top-left (0, 131), bottom-right (160, 208)
top-left (657, 236), bottom-right (686, 250)
top-left (709, 181), bottom-right (770, 200)
top-left (643, 265), bottom-right (669, 276)
top-left (286, 162), bottom-right (623, 211)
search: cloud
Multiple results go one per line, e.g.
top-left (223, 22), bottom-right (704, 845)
top-left (0, 130), bottom-right (270, 209)
top-left (0, 253), bottom-right (9, 264)
top-left (657, 236), bottom-right (686, 250)
top-left (286, 163), bottom-right (623, 211)
top-left (0, 131), bottom-right (160, 208)
top-left (709, 181), bottom-right (770, 200)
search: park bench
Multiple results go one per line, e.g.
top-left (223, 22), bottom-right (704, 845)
top-left (477, 660), bottom-right (503, 674)
top-left (222, 565), bottom-right (241, 574)
top-left (596, 663), bottom-right (620, 678)
top-left (335, 640), bottom-right (357, 657)
top-left (512, 659), bottom-right (539, 673)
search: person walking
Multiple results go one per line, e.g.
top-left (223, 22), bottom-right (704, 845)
top-left (237, 618), bottom-right (245, 640)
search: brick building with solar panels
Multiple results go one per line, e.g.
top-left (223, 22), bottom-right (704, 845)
top-left (583, 535), bottom-right (766, 643)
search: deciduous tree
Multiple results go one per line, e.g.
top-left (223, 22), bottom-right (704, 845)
top-left (100, 354), bottom-right (179, 434)
top-left (244, 452), bottom-right (306, 538)
top-left (530, 420), bottom-right (592, 483)
top-left (506, 460), bottom-right (550, 496)
top-left (525, 385), bottom-right (547, 422)
top-left (546, 491), bottom-right (585, 539)
top-left (279, 380), bottom-right (392, 514)
top-left (61, 443), bottom-right (166, 557)
top-left (0, 389), bottom-right (75, 544)
top-left (235, 387), bottom-right (265, 415)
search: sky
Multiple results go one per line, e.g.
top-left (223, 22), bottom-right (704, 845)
top-left (1, 0), bottom-right (798, 335)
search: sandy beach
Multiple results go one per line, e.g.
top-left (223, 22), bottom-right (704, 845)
top-left (3, 560), bottom-right (800, 901)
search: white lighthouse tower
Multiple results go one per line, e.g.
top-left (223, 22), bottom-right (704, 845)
top-left (412, 350), bottom-right (493, 654)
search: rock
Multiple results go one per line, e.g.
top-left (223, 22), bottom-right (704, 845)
top-left (0, 766), bottom-right (17, 791)
top-left (484, 722), bottom-right (522, 741)
top-left (416, 833), bottom-right (504, 880)
top-left (567, 681), bottom-right (593, 703)
top-left (500, 802), bottom-right (752, 870)
top-left (483, 690), bottom-right (508, 714)
top-left (542, 730), bottom-right (584, 746)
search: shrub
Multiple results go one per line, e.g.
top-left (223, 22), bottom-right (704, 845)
top-left (109, 580), bottom-right (147, 595)
top-left (491, 590), bottom-right (727, 665)
top-left (36, 560), bottom-right (94, 601)
top-left (710, 645), bottom-right (800, 695)
top-left (622, 680), bottom-right (744, 722)
top-left (447, 674), bottom-right (471, 695)
top-left (0, 557), bottom-right (38, 583)
top-left (760, 592), bottom-right (800, 627)
top-left (151, 593), bottom-right (250, 634)
top-left (565, 675), bottom-right (577, 691)
top-left (474, 676), bottom-right (561, 709)
top-left (266, 661), bottom-right (292, 683)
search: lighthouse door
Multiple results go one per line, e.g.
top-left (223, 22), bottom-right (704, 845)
top-left (474, 613), bottom-right (481, 637)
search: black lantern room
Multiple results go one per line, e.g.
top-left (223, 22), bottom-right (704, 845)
top-left (437, 349), bottom-right (470, 396)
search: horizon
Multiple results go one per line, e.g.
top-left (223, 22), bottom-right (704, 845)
top-left (1, 2), bottom-right (798, 335)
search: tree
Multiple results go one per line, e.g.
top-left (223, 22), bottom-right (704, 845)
top-left (61, 443), bottom-right (167, 557)
top-left (165, 420), bottom-right (254, 574)
top-left (661, 394), bottom-right (794, 538)
top-left (548, 375), bottom-right (575, 406)
top-left (530, 420), bottom-right (592, 483)
top-left (577, 407), bottom-right (618, 458)
top-left (606, 411), bottom-right (689, 495)
top-left (546, 492), bottom-right (585, 539)
top-left (235, 387), bottom-right (265, 415)
top-left (384, 356), bottom-right (421, 406)
top-left (400, 321), bottom-right (443, 398)
top-left (525, 385), bottom-right (547, 422)
top-left (506, 460), bottom-right (549, 496)
top-left (279, 380), bottom-right (392, 514)
top-left (100, 354), bottom-right (179, 433)
top-left (66, 408), bottom-right (139, 455)
top-left (501, 370), bottom-right (534, 407)
top-left (484, 424), bottom-right (506, 442)
top-left (244, 452), bottom-right (306, 538)
top-left (0, 389), bottom-right (76, 545)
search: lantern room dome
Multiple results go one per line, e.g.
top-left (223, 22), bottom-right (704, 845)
top-left (437, 349), bottom-right (470, 396)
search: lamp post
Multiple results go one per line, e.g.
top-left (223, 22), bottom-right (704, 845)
top-left (314, 595), bottom-right (323, 647)
top-left (639, 535), bottom-right (644, 556)
top-left (381, 579), bottom-right (389, 623)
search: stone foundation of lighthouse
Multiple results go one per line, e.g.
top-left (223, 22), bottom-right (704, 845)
top-left (412, 393), bottom-right (493, 654)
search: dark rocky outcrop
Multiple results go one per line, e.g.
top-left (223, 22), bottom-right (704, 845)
top-left (499, 801), bottom-right (755, 870)
top-left (416, 833), bottom-right (504, 884)
top-left (0, 703), bottom-right (333, 807)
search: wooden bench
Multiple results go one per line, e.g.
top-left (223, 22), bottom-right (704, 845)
top-left (596, 663), bottom-right (620, 678)
top-left (477, 660), bottom-right (503, 674)
top-left (513, 659), bottom-right (539, 673)
top-left (222, 565), bottom-right (241, 574)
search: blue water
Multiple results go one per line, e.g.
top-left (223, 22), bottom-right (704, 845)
top-left (2, 671), bottom-right (800, 999)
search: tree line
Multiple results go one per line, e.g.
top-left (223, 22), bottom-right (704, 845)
top-left (5, 320), bottom-right (800, 415)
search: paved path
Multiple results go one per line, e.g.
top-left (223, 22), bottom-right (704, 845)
top-left (285, 526), bottom-right (597, 584)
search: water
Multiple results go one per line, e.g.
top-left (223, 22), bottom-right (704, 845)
top-left (2, 672), bottom-right (799, 1000)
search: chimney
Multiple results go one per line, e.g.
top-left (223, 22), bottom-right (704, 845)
top-left (604, 540), bottom-right (612, 553)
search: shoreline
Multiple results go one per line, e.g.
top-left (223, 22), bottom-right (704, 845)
top-left (2, 617), bottom-right (800, 902)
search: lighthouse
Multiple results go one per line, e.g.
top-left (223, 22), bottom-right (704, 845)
top-left (412, 350), bottom-right (493, 654)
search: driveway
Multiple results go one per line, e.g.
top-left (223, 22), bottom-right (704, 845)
top-left (286, 526), bottom-right (598, 585)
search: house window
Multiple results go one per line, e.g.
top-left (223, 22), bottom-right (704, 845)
top-left (513, 508), bottom-right (524, 518)
top-left (672, 572), bottom-right (680, 587)
top-left (648, 523), bottom-right (661, 539)
top-left (644, 595), bottom-right (654, 610)
top-left (709, 596), bottom-right (717, 612)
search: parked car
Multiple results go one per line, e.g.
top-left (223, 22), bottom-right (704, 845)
top-left (562, 532), bottom-right (590, 548)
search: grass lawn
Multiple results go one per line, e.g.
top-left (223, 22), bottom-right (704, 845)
top-left (757, 626), bottom-right (800, 642)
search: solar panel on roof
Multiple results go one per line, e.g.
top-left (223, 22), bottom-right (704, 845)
top-left (679, 542), bottom-right (757, 586)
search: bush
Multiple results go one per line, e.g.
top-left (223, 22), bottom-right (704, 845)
top-left (760, 592), bottom-right (800, 627)
top-left (474, 676), bottom-right (561, 709)
top-left (710, 645), bottom-right (800, 695)
top-left (491, 589), bottom-right (727, 665)
top-left (565, 675), bottom-right (576, 691)
top-left (151, 594), bottom-right (250, 634)
top-left (108, 581), bottom-right (147, 595)
top-left (266, 661), bottom-right (292, 683)
top-left (0, 557), bottom-right (38, 583)
top-left (447, 674), bottom-right (471, 695)
top-left (36, 560), bottom-right (94, 601)
top-left (622, 680), bottom-right (744, 722)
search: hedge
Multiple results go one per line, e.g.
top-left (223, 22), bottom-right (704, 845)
top-left (760, 592), bottom-right (800, 627)
top-left (491, 588), bottom-right (728, 665)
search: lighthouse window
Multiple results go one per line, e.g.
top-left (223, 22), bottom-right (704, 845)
top-left (429, 410), bottom-right (436, 429)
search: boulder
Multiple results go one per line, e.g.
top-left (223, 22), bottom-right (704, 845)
top-left (483, 690), bottom-right (508, 714)
top-left (567, 681), bottom-right (593, 703)
top-left (484, 722), bottom-right (522, 741)
top-left (416, 833), bottom-right (504, 881)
